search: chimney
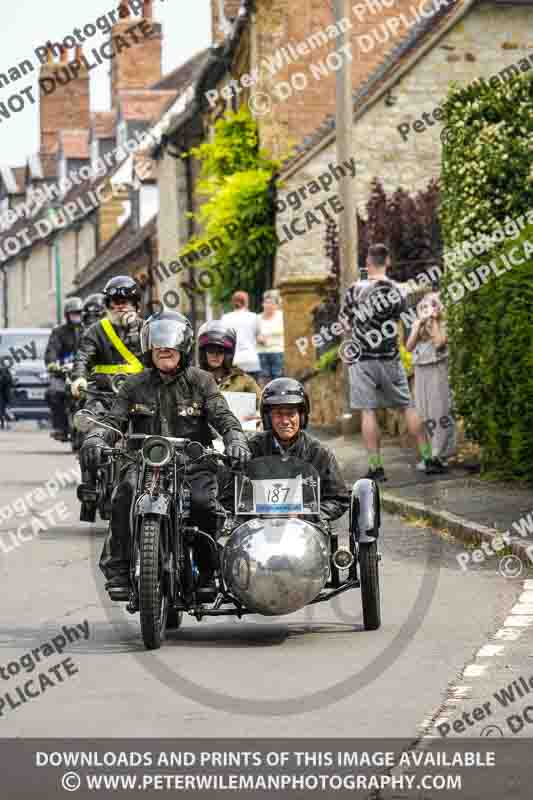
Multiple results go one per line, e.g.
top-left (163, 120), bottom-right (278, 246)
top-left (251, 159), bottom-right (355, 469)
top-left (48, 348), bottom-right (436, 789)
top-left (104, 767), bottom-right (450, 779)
top-left (211, 0), bottom-right (241, 45)
top-left (39, 45), bottom-right (90, 155)
top-left (110, 0), bottom-right (162, 107)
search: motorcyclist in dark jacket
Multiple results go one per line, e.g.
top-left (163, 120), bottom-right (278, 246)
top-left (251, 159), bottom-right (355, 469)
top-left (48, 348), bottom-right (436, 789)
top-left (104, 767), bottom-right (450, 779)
top-left (0, 365), bottom-right (13, 430)
top-left (44, 297), bottom-right (83, 440)
top-left (247, 378), bottom-right (349, 524)
top-left (72, 276), bottom-right (144, 404)
top-left (81, 293), bottom-right (106, 331)
top-left (80, 310), bottom-right (251, 591)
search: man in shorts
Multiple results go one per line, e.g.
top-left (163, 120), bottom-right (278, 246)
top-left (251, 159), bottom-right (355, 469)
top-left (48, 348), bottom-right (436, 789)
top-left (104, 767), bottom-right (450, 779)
top-left (341, 243), bottom-right (445, 481)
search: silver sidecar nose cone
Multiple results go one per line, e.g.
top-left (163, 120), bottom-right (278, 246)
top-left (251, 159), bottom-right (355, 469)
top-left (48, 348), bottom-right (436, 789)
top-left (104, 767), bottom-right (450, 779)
top-left (222, 518), bottom-right (330, 616)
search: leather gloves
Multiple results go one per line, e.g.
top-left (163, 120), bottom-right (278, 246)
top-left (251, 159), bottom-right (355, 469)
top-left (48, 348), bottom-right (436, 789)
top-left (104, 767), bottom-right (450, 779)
top-left (81, 439), bottom-right (105, 472)
top-left (47, 362), bottom-right (60, 373)
top-left (225, 433), bottom-right (251, 469)
top-left (71, 377), bottom-right (88, 398)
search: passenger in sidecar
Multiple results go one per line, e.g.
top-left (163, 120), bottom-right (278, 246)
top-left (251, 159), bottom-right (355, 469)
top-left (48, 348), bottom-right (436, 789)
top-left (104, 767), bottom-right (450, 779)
top-left (247, 378), bottom-right (350, 525)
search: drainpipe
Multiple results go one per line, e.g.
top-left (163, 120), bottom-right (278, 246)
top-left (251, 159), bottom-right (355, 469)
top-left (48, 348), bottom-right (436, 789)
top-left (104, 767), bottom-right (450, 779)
top-left (184, 152), bottom-right (197, 334)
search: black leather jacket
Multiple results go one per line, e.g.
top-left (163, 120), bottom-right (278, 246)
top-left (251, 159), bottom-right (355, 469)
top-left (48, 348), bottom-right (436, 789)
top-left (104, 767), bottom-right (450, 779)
top-left (247, 430), bottom-right (350, 522)
top-left (73, 316), bottom-right (143, 389)
top-left (86, 366), bottom-right (246, 449)
top-left (44, 323), bottom-right (82, 365)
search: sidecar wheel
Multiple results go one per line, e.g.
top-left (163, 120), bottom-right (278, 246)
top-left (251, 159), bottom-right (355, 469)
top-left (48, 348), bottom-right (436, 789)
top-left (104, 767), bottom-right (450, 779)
top-left (359, 541), bottom-right (381, 630)
top-left (139, 515), bottom-right (168, 650)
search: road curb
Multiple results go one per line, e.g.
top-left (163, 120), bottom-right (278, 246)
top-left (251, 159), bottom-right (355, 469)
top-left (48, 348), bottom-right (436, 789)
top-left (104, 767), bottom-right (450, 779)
top-left (380, 490), bottom-right (533, 564)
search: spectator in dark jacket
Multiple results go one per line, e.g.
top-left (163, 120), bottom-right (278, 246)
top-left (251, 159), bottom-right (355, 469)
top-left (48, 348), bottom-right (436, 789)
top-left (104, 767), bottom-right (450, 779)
top-left (0, 365), bottom-right (13, 430)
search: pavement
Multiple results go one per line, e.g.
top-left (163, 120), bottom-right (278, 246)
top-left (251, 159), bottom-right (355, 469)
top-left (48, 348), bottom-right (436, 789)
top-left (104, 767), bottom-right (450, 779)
top-left (312, 428), bottom-right (533, 572)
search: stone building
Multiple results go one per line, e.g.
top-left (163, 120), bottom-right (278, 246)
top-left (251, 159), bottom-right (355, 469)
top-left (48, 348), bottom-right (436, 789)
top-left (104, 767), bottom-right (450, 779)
top-left (152, 0), bottom-right (439, 326)
top-left (271, 0), bottom-right (533, 425)
top-left (0, 0), bottom-right (191, 327)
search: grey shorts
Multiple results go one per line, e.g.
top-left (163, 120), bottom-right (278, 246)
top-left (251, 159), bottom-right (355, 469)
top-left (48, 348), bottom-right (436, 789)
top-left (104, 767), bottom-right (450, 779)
top-left (349, 358), bottom-right (414, 409)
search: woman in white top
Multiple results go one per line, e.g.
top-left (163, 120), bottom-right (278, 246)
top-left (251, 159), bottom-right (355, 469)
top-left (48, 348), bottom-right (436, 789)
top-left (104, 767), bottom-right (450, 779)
top-left (221, 290), bottom-right (261, 380)
top-left (257, 290), bottom-right (285, 385)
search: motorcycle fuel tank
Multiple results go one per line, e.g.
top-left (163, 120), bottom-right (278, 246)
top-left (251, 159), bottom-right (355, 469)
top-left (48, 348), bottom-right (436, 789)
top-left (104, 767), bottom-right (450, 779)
top-left (222, 518), bottom-right (330, 616)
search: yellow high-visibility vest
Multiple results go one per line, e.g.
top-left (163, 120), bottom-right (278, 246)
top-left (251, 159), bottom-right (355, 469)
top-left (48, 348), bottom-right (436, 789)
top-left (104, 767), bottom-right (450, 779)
top-left (92, 318), bottom-right (144, 374)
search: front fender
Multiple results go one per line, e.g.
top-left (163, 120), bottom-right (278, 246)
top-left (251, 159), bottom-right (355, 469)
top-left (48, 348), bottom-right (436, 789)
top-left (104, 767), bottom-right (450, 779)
top-left (350, 478), bottom-right (380, 542)
top-left (134, 493), bottom-right (171, 517)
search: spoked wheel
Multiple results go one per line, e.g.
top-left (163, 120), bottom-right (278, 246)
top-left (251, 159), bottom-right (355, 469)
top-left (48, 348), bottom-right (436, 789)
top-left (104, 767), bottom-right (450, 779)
top-left (139, 515), bottom-right (169, 650)
top-left (359, 541), bottom-right (381, 630)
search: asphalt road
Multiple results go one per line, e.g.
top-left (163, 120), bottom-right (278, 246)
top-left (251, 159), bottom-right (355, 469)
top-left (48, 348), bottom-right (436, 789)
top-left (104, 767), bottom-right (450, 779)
top-left (0, 426), bottom-right (528, 739)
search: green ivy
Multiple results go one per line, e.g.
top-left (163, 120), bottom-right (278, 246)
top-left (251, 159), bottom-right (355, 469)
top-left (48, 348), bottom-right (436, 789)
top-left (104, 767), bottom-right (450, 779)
top-left (179, 108), bottom-right (281, 306)
top-left (440, 70), bottom-right (533, 478)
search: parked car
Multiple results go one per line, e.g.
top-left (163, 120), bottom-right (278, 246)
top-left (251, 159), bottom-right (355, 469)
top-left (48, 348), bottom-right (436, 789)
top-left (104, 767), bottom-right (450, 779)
top-left (0, 328), bottom-right (51, 422)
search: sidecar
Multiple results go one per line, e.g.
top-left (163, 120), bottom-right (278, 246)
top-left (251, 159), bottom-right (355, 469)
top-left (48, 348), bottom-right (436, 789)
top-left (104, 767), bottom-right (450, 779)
top-left (221, 456), bottom-right (381, 629)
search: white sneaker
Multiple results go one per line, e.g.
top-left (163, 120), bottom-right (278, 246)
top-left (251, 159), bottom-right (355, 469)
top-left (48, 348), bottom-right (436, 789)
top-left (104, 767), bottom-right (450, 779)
top-left (416, 460), bottom-right (426, 472)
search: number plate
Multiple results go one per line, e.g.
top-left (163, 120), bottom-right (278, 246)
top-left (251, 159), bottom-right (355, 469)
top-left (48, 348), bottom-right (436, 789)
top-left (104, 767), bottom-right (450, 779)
top-left (252, 477), bottom-right (304, 514)
top-left (27, 389), bottom-right (45, 400)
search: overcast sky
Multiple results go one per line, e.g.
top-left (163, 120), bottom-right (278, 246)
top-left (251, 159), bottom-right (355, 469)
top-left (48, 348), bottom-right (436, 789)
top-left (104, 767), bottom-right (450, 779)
top-left (0, 0), bottom-right (212, 168)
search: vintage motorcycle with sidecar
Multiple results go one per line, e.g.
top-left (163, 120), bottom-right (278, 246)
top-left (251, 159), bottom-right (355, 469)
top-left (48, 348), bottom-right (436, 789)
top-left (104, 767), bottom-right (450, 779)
top-left (74, 410), bottom-right (381, 650)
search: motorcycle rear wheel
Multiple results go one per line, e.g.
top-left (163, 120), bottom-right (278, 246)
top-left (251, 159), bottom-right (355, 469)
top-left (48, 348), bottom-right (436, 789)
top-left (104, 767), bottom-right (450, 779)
top-left (139, 515), bottom-right (169, 650)
top-left (359, 541), bottom-right (381, 630)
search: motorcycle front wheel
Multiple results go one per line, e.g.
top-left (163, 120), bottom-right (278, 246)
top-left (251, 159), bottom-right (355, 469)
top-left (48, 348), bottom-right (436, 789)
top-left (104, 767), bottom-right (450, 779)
top-left (139, 515), bottom-right (169, 650)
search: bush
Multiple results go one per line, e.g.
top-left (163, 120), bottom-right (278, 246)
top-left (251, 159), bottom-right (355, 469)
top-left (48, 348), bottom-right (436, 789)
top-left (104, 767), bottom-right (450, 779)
top-left (440, 70), bottom-right (533, 478)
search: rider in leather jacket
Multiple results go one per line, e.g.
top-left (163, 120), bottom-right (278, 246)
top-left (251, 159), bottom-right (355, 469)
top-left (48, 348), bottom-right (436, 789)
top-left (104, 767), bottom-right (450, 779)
top-left (44, 297), bottom-right (83, 440)
top-left (80, 310), bottom-right (251, 591)
top-left (247, 378), bottom-right (349, 524)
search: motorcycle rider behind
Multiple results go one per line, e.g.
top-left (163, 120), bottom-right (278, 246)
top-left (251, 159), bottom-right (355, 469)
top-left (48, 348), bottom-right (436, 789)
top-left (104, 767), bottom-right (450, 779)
top-left (80, 310), bottom-right (251, 591)
top-left (71, 276), bottom-right (144, 408)
top-left (44, 297), bottom-right (83, 441)
top-left (246, 378), bottom-right (350, 525)
top-left (81, 293), bottom-right (106, 331)
top-left (198, 321), bottom-right (261, 425)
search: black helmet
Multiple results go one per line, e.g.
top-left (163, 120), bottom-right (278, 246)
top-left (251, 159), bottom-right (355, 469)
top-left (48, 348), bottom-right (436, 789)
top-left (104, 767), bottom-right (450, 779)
top-left (64, 297), bottom-right (83, 324)
top-left (82, 293), bottom-right (105, 326)
top-left (198, 321), bottom-right (236, 371)
top-left (141, 309), bottom-right (194, 369)
top-left (260, 377), bottom-right (310, 431)
top-left (103, 275), bottom-right (140, 308)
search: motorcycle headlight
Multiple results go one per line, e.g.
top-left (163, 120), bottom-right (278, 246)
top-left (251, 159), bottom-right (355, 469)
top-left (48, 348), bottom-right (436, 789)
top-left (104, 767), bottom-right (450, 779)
top-left (142, 436), bottom-right (172, 467)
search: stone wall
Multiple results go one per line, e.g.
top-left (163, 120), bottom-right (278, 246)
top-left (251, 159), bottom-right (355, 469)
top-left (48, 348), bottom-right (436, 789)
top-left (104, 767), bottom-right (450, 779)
top-left (274, 3), bottom-right (533, 281)
top-left (252, 0), bottom-right (425, 160)
top-left (278, 274), bottom-right (330, 377)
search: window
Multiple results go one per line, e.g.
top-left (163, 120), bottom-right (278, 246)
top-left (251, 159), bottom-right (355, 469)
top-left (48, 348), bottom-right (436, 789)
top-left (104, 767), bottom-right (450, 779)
top-left (58, 157), bottom-right (67, 196)
top-left (21, 259), bottom-right (30, 307)
top-left (91, 138), bottom-right (100, 176)
top-left (117, 120), bottom-right (128, 149)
